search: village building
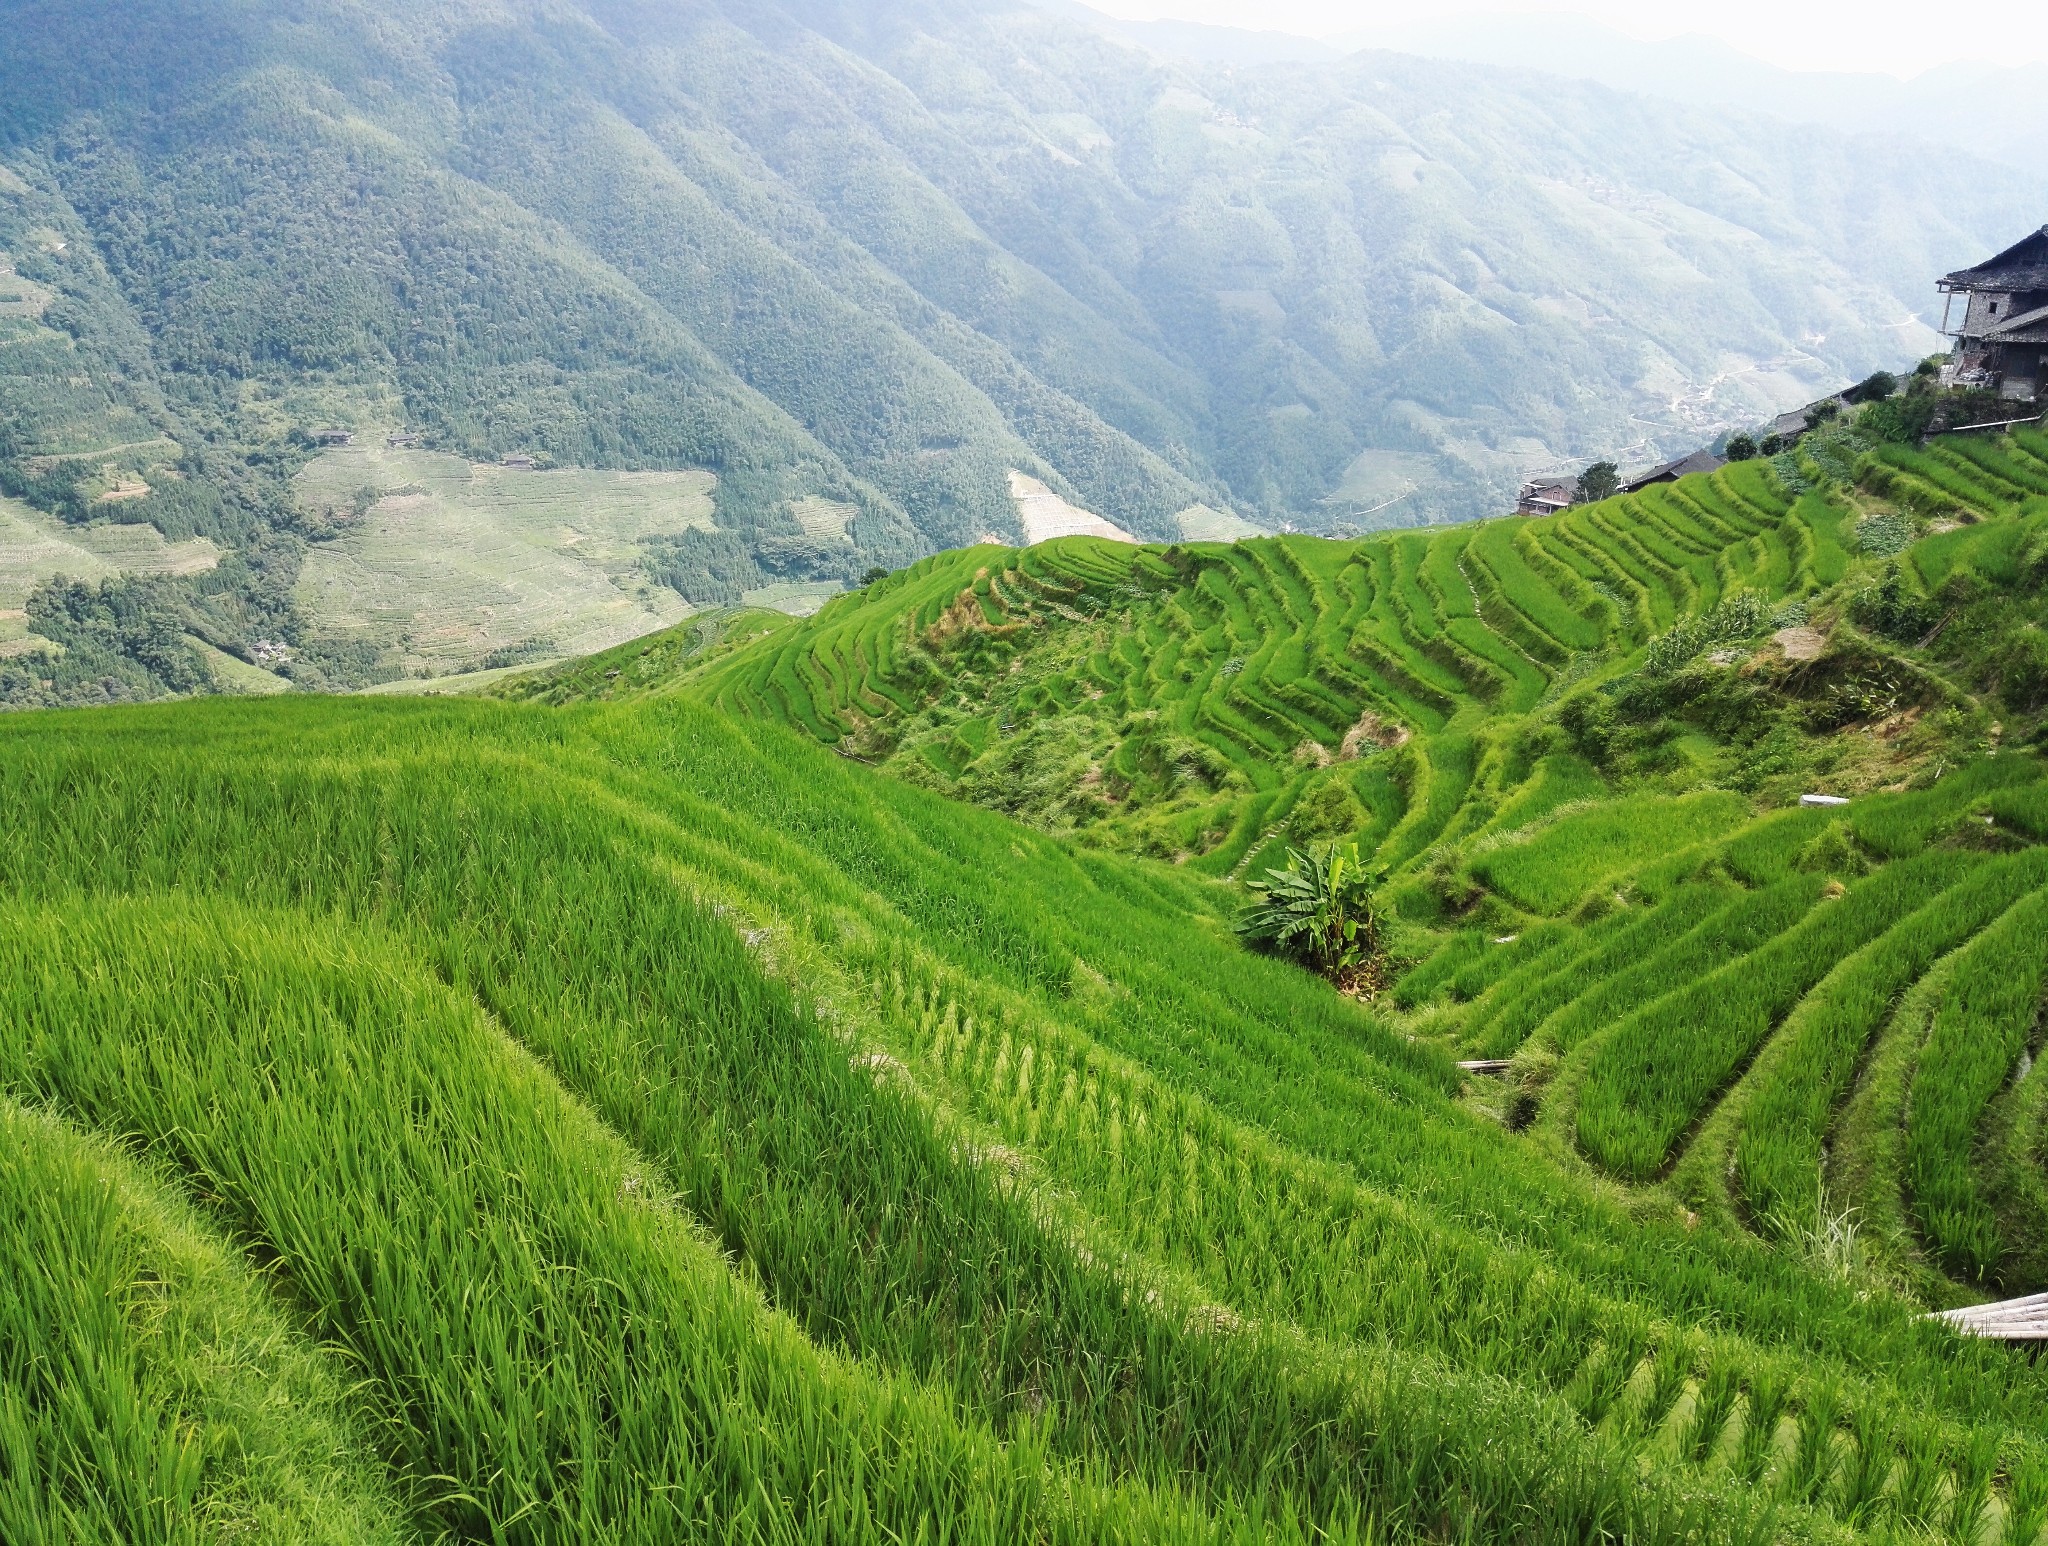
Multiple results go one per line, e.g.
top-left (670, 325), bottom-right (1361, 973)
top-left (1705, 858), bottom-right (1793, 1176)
top-left (310, 428), bottom-right (354, 447)
top-left (501, 453), bottom-right (537, 470)
top-left (1621, 447), bottom-right (1724, 494)
top-left (1515, 477), bottom-right (1576, 516)
top-left (1939, 225), bottom-right (2048, 402)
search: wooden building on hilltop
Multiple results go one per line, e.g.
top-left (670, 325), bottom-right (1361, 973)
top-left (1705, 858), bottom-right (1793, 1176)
top-left (1515, 477), bottom-right (1576, 516)
top-left (1939, 225), bottom-right (2048, 402)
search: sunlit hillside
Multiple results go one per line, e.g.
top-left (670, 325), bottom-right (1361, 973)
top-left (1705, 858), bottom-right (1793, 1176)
top-left (6, 665), bottom-right (2048, 1541)
top-left (560, 420), bottom-right (2048, 1307)
top-left (8, 399), bottom-right (2048, 1536)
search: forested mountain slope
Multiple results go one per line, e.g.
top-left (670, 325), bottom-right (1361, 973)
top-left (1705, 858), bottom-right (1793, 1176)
top-left (2, 0), bottom-right (2044, 702)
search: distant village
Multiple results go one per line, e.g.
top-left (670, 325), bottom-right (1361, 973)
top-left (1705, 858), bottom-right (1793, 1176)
top-left (1518, 223), bottom-right (2048, 516)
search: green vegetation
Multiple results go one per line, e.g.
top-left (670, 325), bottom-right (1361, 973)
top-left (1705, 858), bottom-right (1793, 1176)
top-left (12, 681), bottom-right (2048, 1539)
top-left (0, 1096), bottom-right (410, 1544)
top-left (15, 419), bottom-right (2048, 1536)
top-left (1, 0), bottom-right (2032, 701)
top-left (651, 420), bottom-right (2048, 1323)
top-left (13, 2), bottom-right (2048, 1533)
top-left (1905, 894), bottom-right (2048, 1283)
top-left (1237, 842), bottom-right (1384, 986)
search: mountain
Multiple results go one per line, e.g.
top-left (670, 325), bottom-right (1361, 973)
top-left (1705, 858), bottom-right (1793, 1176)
top-left (2, 0), bottom-right (2045, 701)
top-left (1352, 12), bottom-right (2048, 173)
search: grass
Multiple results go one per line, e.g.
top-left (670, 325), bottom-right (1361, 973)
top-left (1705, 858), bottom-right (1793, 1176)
top-left (0, 1094), bottom-right (412, 1546)
top-left (16, 426), bottom-right (2048, 1537)
top-left (1470, 792), bottom-right (1747, 916)
top-left (1466, 885), bottom-right (1728, 1058)
top-left (1728, 849), bottom-right (2048, 1232)
top-left (7, 694), bottom-right (2048, 1538)
top-left (1905, 890), bottom-right (2048, 1283)
top-left (1576, 852), bottom-right (1978, 1181)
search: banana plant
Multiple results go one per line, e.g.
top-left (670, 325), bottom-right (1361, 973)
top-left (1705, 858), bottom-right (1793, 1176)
top-left (1236, 842), bottom-right (1383, 981)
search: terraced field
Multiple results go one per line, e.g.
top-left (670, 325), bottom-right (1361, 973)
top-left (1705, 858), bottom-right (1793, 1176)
top-left (671, 425), bottom-right (2048, 1307)
top-left (685, 455), bottom-right (1819, 874)
top-left (12, 687), bottom-right (2048, 1543)
top-left (13, 423), bottom-right (2048, 1540)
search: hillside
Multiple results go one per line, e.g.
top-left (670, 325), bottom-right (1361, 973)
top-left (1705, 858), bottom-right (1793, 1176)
top-left (10, 641), bottom-right (2048, 1540)
top-left (3, 0), bottom-right (2046, 702)
top-left (557, 413), bottom-right (2048, 1302)
top-left (9, 413), bottom-right (2048, 1538)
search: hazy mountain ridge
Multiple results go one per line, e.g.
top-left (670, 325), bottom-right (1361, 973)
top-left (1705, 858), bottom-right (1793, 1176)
top-left (2, 0), bottom-right (2045, 699)
top-left (1346, 13), bottom-right (2048, 175)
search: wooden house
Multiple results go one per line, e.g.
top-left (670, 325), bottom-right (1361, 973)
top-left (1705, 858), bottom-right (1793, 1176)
top-left (1939, 225), bottom-right (2048, 402)
top-left (1515, 477), bottom-right (1576, 516)
top-left (311, 428), bottom-right (354, 447)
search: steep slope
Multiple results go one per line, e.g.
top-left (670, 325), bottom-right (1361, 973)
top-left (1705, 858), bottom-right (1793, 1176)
top-left (632, 415), bottom-right (2048, 1304)
top-left (11, 680), bottom-right (2048, 1539)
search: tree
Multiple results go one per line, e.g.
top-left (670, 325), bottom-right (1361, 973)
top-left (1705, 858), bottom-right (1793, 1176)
top-left (1236, 843), bottom-right (1383, 984)
top-left (1805, 399), bottom-right (1842, 431)
top-left (1850, 370), bottom-right (1897, 403)
top-left (1759, 433), bottom-right (1785, 456)
top-left (860, 566), bottom-right (890, 587)
top-left (1576, 461), bottom-right (1620, 504)
top-left (1860, 393), bottom-right (1937, 445)
top-left (1724, 433), bottom-right (1758, 462)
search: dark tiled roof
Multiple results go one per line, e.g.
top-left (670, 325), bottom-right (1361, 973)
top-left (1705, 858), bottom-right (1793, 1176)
top-left (1622, 447), bottom-right (1724, 492)
top-left (1987, 301), bottom-right (2048, 339)
top-left (1942, 225), bottom-right (2048, 292)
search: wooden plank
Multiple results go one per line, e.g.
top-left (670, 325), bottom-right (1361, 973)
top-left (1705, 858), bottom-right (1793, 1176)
top-left (1930, 1293), bottom-right (2048, 1339)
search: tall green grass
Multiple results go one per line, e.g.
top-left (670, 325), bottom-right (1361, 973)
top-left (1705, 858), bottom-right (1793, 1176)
top-left (0, 1096), bottom-right (412, 1546)
top-left (1731, 849), bottom-right (2048, 1231)
top-left (1535, 877), bottom-right (1827, 1055)
top-left (0, 897), bottom-right (1203, 1545)
top-left (1906, 891), bottom-right (2048, 1282)
top-left (0, 702), bottom-right (1806, 1544)
top-left (8, 684), bottom-right (2048, 1537)
top-left (1849, 759), bottom-right (2047, 858)
top-left (1470, 792), bottom-right (1746, 916)
top-left (1468, 886), bottom-right (1728, 1058)
top-left (1578, 852), bottom-right (1977, 1179)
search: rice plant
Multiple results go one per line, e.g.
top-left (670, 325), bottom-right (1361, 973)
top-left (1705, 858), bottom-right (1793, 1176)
top-left (1905, 891), bottom-right (2048, 1281)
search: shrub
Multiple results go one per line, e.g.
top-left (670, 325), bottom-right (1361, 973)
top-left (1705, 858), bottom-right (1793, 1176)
top-left (1637, 592), bottom-right (1771, 676)
top-left (1847, 563), bottom-right (1935, 643)
top-left (1794, 822), bottom-right (1866, 878)
top-left (1238, 842), bottom-right (1384, 984)
top-left (1290, 777), bottom-right (1363, 841)
top-left (1999, 627), bottom-right (2048, 711)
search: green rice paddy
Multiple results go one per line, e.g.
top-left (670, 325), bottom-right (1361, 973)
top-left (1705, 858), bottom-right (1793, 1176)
top-left (10, 425), bottom-right (2048, 1537)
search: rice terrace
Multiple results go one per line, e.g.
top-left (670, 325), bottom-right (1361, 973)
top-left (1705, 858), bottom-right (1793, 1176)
top-left (14, 0), bottom-right (2048, 1539)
